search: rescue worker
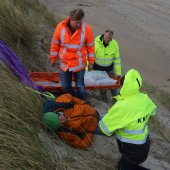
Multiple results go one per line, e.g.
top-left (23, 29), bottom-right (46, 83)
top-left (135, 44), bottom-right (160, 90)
top-left (94, 30), bottom-right (121, 101)
top-left (50, 8), bottom-right (95, 100)
top-left (42, 93), bottom-right (98, 149)
top-left (99, 69), bottom-right (157, 170)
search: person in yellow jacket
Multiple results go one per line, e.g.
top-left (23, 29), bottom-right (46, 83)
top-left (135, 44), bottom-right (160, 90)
top-left (94, 30), bottom-right (121, 101)
top-left (98, 69), bottom-right (157, 170)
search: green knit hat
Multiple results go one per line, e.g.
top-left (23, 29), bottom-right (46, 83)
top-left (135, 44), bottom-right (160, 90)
top-left (42, 112), bottom-right (61, 130)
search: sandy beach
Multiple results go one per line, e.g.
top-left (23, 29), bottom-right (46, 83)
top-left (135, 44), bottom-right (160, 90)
top-left (41, 0), bottom-right (170, 92)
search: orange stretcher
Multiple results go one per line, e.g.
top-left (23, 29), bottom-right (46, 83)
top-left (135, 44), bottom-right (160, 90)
top-left (30, 72), bottom-right (121, 92)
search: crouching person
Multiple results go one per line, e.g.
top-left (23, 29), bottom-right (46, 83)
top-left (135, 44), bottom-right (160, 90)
top-left (42, 93), bottom-right (98, 149)
top-left (98, 69), bottom-right (157, 170)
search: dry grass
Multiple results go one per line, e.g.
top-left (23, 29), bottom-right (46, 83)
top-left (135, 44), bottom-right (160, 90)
top-left (0, 64), bottom-right (118, 169)
top-left (39, 131), bottom-right (117, 170)
top-left (0, 0), bottom-right (57, 72)
top-left (0, 1), bottom-right (118, 169)
top-left (0, 65), bottom-right (57, 169)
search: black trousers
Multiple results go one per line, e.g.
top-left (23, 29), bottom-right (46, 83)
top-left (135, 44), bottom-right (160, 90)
top-left (117, 137), bottom-right (150, 170)
top-left (118, 157), bottom-right (150, 170)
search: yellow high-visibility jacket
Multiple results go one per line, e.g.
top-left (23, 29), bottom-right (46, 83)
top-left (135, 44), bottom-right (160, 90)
top-left (95, 35), bottom-right (121, 75)
top-left (99, 69), bottom-right (157, 144)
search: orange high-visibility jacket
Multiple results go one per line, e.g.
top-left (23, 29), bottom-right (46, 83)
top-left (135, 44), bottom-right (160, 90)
top-left (55, 94), bottom-right (98, 149)
top-left (50, 17), bottom-right (95, 72)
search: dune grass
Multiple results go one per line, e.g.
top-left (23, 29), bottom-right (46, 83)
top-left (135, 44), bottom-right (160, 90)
top-left (0, 1), bottom-right (118, 169)
top-left (0, 64), bottom-right (117, 169)
top-left (0, 0), bottom-right (57, 72)
top-left (0, 65), bottom-right (57, 169)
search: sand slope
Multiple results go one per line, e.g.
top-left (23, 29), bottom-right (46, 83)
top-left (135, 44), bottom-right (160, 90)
top-left (41, 0), bottom-right (170, 91)
top-left (39, 0), bottom-right (170, 169)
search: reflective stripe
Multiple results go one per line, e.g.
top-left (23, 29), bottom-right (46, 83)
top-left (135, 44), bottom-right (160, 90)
top-left (113, 57), bottom-right (120, 60)
top-left (75, 51), bottom-right (83, 66)
top-left (62, 44), bottom-right (81, 48)
top-left (50, 51), bottom-right (58, 56)
top-left (60, 22), bottom-right (85, 49)
top-left (59, 22), bottom-right (87, 71)
top-left (95, 61), bottom-right (112, 66)
top-left (80, 22), bottom-right (85, 48)
top-left (69, 22), bottom-right (85, 71)
top-left (114, 63), bottom-right (121, 65)
top-left (122, 123), bottom-right (148, 135)
top-left (116, 133), bottom-right (148, 144)
top-left (69, 63), bottom-right (86, 71)
top-left (87, 41), bottom-right (94, 47)
top-left (96, 58), bottom-right (113, 62)
top-left (52, 39), bottom-right (60, 44)
top-left (87, 54), bottom-right (95, 57)
top-left (61, 28), bottom-right (65, 44)
top-left (59, 47), bottom-right (66, 59)
top-left (99, 120), bottom-right (113, 135)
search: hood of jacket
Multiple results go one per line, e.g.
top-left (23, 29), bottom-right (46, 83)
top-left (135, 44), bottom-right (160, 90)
top-left (116, 69), bottom-right (142, 100)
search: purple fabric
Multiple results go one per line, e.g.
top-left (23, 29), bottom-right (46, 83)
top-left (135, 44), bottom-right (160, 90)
top-left (0, 40), bottom-right (44, 91)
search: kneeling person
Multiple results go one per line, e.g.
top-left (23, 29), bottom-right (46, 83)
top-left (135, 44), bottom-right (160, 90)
top-left (99, 69), bottom-right (157, 170)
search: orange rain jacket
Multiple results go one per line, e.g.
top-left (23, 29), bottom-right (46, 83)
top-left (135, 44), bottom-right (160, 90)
top-left (55, 93), bottom-right (98, 149)
top-left (50, 17), bottom-right (95, 72)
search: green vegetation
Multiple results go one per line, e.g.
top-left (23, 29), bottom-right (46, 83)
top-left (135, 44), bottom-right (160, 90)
top-left (0, 0), bottom-right (57, 169)
top-left (0, 0), bottom-right (57, 71)
top-left (0, 66), bottom-right (57, 169)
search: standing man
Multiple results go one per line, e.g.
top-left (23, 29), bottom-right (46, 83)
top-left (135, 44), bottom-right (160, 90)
top-left (94, 30), bottom-right (121, 100)
top-left (50, 8), bottom-right (95, 100)
top-left (99, 69), bottom-right (157, 170)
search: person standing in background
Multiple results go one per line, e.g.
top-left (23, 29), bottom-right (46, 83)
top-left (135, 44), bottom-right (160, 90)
top-left (50, 8), bottom-right (95, 100)
top-left (94, 30), bottom-right (121, 101)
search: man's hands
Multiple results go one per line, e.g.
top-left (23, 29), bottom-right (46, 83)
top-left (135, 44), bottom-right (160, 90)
top-left (51, 58), bottom-right (59, 67)
top-left (114, 75), bottom-right (121, 79)
top-left (88, 64), bottom-right (93, 71)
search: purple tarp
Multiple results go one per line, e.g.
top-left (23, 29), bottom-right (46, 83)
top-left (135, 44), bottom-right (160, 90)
top-left (0, 40), bottom-right (43, 91)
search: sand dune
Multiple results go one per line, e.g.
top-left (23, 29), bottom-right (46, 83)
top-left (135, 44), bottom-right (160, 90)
top-left (39, 1), bottom-right (170, 169)
top-left (40, 0), bottom-right (170, 92)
